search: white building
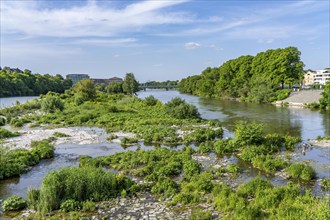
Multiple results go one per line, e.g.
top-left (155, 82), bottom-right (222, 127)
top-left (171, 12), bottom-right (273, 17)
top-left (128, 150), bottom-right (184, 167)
top-left (313, 70), bottom-right (330, 85)
top-left (303, 69), bottom-right (330, 86)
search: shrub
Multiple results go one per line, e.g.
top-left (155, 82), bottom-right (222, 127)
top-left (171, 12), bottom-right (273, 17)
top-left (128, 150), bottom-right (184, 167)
top-left (0, 139), bottom-right (54, 180)
top-left (165, 97), bottom-right (200, 119)
top-left (227, 164), bottom-right (240, 174)
top-left (27, 189), bottom-right (40, 210)
top-left (286, 163), bottom-right (316, 180)
top-left (189, 208), bottom-right (213, 220)
top-left (60, 199), bottom-right (81, 212)
top-left (0, 128), bottom-right (19, 139)
top-left (144, 95), bottom-right (158, 106)
top-left (276, 89), bottom-right (291, 100)
top-left (182, 160), bottom-right (201, 181)
top-left (214, 139), bottom-right (237, 154)
top-left (32, 166), bottom-right (136, 213)
top-left (284, 135), bottom-right (300, 151)
top-left (237, 177), bottom-right (273, 198)
top-left (234, 121), bottom-right (264, 146)
top-left (41, 95), bottom-right (64, 113)
top-left (151, 177), bottom-right (179, 198)
top-left (1, 195), bottom-right (27, 212)
top-left (321, 178), bottom-right (330, 190)
top-left (0, 117), bottom-right (6, 126)
top-left (82, 200), bottom-right (96, 212)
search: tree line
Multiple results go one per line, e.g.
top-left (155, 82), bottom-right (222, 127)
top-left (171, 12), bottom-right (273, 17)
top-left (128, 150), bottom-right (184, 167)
top-left (0, 67), bottom-right (72, 97)
top-left (179, 47), bottom-right (304, 103)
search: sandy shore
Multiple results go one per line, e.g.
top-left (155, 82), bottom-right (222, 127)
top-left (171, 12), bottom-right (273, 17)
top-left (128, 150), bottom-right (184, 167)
top-left (2, 126), bottom-right (135, 150)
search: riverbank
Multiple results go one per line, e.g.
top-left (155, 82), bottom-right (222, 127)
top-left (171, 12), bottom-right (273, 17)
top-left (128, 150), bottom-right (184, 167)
top-left (275, 90), bottom-right (322, 107)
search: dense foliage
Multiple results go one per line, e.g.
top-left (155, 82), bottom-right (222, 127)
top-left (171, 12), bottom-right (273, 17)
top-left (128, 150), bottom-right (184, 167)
top-left (179, 47), bottom-right (304, 103)
top-left (319, 81), bottom-right (330, 109)
top-left (0, 67), bottom-right (72, 97)
top-left (1, 195), bottom-right (27, 212)
top-left (0, 139), bottom-right (54, 180)
top-left (27, 166), bottom-right (137, 213)
top-left (0, 128), bottom-right (19, 139)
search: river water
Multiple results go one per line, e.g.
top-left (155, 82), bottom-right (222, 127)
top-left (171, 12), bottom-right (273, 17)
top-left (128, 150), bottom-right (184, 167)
top-left (0, 96), bottom-right (39, 109)
top-left (0, 90), bottom-right (329, 214)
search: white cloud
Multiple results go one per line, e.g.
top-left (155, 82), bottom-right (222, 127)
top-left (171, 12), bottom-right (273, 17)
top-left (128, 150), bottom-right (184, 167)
top-left (1, 0), bottom-right (191, 38)
top-left (184, 42), bottom-right (201, 49)
top-left (73, 38), bottom-right (138, 46)
top-left (258, 39), bottom-right (274, 44)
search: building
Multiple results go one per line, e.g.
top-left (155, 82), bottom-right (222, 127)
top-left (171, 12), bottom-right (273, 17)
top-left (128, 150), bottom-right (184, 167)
top-left (92, 77), bottom-right (123, 85)
top-left (66, 74), bottom-right (90, 84)
top-left (313, 70), bottom-right (330, 85)
top-left (303, 70), bottom-right (316, 85)
top-left (303, 69), bottom-right (330, 86)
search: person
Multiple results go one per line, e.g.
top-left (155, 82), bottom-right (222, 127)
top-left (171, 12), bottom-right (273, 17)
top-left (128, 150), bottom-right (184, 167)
top-left (302, 143), bottom-right (307, 155)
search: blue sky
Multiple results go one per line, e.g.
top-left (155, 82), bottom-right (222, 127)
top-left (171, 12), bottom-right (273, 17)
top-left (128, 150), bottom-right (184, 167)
top-left (1, 0), bottom-right (329, 82)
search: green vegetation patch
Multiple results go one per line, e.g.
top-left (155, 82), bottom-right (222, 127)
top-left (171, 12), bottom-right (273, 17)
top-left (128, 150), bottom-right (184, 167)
top-left (27, 166), bottom-right (137, 214)
top-left (0, 128), bottom-right (19, 139)
top-left (0, 139), bottom-right (54, 180)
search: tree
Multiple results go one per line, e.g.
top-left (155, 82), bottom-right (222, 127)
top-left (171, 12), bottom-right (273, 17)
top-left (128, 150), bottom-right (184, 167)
top-left (41, 94), bottom-right (64, 113)
top-left (319, 82), bottom-right (330, 109)
top-left (72, 78), bottom-right (96, 101)
top-left (106, 82), bottom-right (123, 94)
top-left (122, 73), bottom-right (139, 95)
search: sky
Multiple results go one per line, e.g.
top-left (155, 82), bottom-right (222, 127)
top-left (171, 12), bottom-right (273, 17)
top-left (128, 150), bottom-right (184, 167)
top-left (0, 0), bottom-right (329, 82)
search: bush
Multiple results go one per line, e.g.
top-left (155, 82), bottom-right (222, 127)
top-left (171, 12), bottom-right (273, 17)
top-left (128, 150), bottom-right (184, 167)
top-left (31, 166), bottom-right (136, 213)
top-left (183, 160), bottom-right (201, 181)
top-left (321, 178), bottom-right (330, 191)
top-left (165, 97), bottom-right (200, 119)
top-left (0, 128), bottom-right (19, 139)
top-left (189, 208), bottom-right (213, 220)
top-left (27, 189), bottom-right (40, 210)
top-left (60, 199), bottom-right (81, 212)
top-left (1, 195), bottom-right (27, 212)
top-left (234, 121), bottom-right (264, 146)
top-left (227, 164), bottom-right (240, 174)
top-left (41, 95), bottom-right (64, 113)
top-left (144, 95), bottom-right (158, 106)
top-left (82, 200), bottom-right (96, 212)
top-left (0, 139), bottom-right (54, 180)
top-left (151, 177), bottom-right (179, 198)
top-left (286, 163), bottom-right (316, 180)
top-left (0, 117), bottom-right (6, 126)
top-left (276, 89), bottom-right (291, 100)
top-left (237, 177), bottom-right (273, 198)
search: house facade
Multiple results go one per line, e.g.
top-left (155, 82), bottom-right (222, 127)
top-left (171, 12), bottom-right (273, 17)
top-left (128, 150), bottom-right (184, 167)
top-left (303, 69), bottom-right (330, 86)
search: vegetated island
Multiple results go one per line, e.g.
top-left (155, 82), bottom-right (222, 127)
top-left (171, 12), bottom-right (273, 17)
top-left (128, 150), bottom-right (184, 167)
top-left (0, 75), bottom-right (329, 219)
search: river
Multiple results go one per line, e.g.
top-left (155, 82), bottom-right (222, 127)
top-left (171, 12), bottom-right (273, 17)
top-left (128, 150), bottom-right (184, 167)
top-left (0, 90), bottom-right (329, 216)
top-left (0, 96), bottom-right (39, 109)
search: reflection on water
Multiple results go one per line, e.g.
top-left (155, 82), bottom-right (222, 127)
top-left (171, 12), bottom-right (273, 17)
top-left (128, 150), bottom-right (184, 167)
top-left (138, 90), bottom-right (330, 140)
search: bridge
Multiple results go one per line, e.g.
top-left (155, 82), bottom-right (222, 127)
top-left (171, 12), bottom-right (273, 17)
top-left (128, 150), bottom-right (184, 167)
top-left (139, 84), bottom-right (178, 91)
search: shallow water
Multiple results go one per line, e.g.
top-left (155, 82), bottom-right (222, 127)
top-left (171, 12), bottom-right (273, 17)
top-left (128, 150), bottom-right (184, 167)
top-left (0, 91), bottom-right (329, 215)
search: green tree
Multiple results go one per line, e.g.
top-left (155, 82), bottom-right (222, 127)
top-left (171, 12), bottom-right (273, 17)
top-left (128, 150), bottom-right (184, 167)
top-left (319, 82), bottom-right (330, 109)
top-left (41, 94), bottom-right (64, 113)
top-left (122, 73), bottom-right (139, 95)
top-left (106, 82), bottom-right (123, 94)
top-left (72, 78), bottom-right (96, 102)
